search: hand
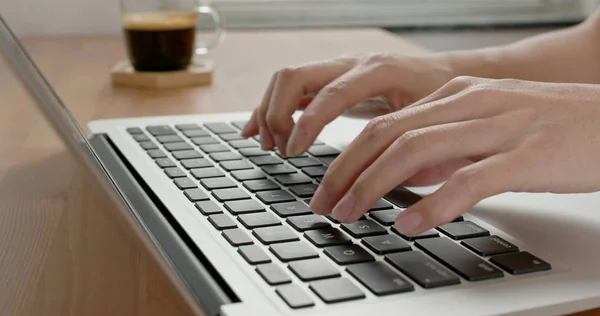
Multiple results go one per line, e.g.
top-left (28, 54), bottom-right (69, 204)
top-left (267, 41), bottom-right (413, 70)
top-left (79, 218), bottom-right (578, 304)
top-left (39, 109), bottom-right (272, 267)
top-left (240, 53), bottom-right (455, 156)
top-left (310, 76), bottom-right (600, 235)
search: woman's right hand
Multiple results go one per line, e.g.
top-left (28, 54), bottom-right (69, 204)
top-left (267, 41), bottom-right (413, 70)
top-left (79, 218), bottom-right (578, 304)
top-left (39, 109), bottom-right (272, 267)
top-left (240, 53), bottom-right (457, 157)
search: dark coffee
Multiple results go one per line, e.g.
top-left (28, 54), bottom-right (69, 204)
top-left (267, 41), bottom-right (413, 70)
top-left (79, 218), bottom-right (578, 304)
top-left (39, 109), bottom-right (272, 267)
top-left (122, 12), bottom-right (197, 72)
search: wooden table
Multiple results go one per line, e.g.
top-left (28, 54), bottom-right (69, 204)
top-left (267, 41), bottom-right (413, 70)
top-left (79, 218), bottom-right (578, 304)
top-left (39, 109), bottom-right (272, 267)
top-left (0, 29), bottom-right (597, 316)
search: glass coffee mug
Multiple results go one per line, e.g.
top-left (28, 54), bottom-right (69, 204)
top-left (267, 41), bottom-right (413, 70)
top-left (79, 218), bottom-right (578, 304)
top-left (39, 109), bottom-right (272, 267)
top-left (120, 0), bottom-right (225, 72)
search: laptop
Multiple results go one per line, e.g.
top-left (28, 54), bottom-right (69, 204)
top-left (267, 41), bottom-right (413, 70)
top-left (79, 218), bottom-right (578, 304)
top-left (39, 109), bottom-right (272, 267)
top-left (3, 14), bottom-right (600, 316)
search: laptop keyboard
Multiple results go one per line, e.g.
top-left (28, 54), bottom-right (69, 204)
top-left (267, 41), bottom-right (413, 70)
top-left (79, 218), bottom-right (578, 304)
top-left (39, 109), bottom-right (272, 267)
top-left (127, 121), bottom-right (552, 309)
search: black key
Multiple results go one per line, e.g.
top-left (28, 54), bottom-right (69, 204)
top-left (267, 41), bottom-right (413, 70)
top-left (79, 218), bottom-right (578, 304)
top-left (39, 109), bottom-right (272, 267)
top-left (164, 142), bottom-right (193, 151)
top-left (155, 158), bottom-right (176, 168)
top-left (181, 158), bottom-right (212, 169)
top-left (175, 123), bottom-right (201, 131)
top-left (139, 141), bottom-right (158, 150)
top-left (243, 179), bottom-right (280, 192)
top-left (278, 150), bottom-right (307, 158)
top-left (253, 226), bottom-right (299, 244)
top-left (276, 284), bottom-right (314, 309)
top-left (209, 152), bottom-right (242, 162)
top-left (302, 166), bottom-right (327, 177)
top-left (262, 164), bottom-right (296, 175)
top-left (220, 160), bottom-right (253, 171)
top-left (200, 177), bottom-right (237, 190)
top-left (256, 264), bottom-right (292, 285)
top-left (384, 186), bottom-right (422, 208)
top-left (286, 215), bottom-right (329, 231)
top-left (133, 134), bottom-right (151, 142)
top-left (156, 135), bottom-right (183, 143)
top-left (370, 209), bottom-right (402, 226)
top-left (269, 241), bottom-right (319, 262)
top-left (490, 252), bottom-right (551, 275)
top-left (174, 177), bottom-right (197, 189)
top-left (190, 167), bottom-right (224, 179)
top-left (256, 190), bottom-right (296, 204)
top-left (288, 157), bottom-right (322, 168)
top-left (200, 144), bottom-right (230, 153)
top-left (164, 167), bottom-right (186, 178)
top-left (195, 201), bottom-right (222, 215)
top-left (316, 177), bottom-right (323, 183)
top-left (208, 214), bottom-right (237, 230)
top-left (309, 278), bottom-right (365, 303)
top-left (415, 238), bottom-right (504, 281)
top-left (182, 129), bottom-right (209, 138)
top-left (229, 139), bottom-right (258, 149)
top-left (362, 234), bottom-right (411, 254)
top-left (271, 202), bottom-right (312, 217)
top-left (238, 245), bottom-right (271, 265)
top-left (307, 145), bottom-right (341, 157)
top-left (289, 183), bottom-right (318, 198)
top-left (341, 220), bottom-right (387, 238)
top-left (224, 200), bottom-right (265, 215)
top-left (204, 122), bottom-right (237, 134)
top-left (238, 147), bottom-right (271, 157)
top-left (288, 258), bottom-right (340, 281)
top-left (346, 262), bottom-right (414, 296)
top-left (453, 216), bottom-right (464, 222)
top-left (461, 235), bottom-right (519, 256)
top-left (250, 155), bottom-right (283, 166)
top-left (191, 136), bottom-right (220, 145)
top-left (239, 212), bottom-right (281, 228)
top-left (275, 174), bottom-right (312, 186)
top-left (184, 188), bottom-right (209, 201)
top-left (324, 244), bottom-right (375, 265)
top-left (222, 229), bottom-right (253, 246)
top-left (370, 199), bottom-right (393, 211)
top-left (231, 169), bottom-right (266, 181)
top-left (385, 251), bottom-right (460, 289)
top-left (324, 213), bottom-right (365, 224)
top-left (147, 149), bottom-right (167, 158)
top-left (212, 188), bottom-right (250, 202)
top-left (172, 150), bottom-right (203, 160)
top-left (146, 125), bottom-right (176, 136)
top-left (231, 121), bottom-right (248, 130)
top-left (437, 221), bottom-right (490, 240)
top-left (219, 133), bottom-right (244, 141)
top-left (316, 156), bottom-right (337, 166)
top-left (391, 227), bottom-right (439, 241)
top-left (304, 227), bottom-right (352, 247)
top-left (127, 127), bottom-right (143, 134)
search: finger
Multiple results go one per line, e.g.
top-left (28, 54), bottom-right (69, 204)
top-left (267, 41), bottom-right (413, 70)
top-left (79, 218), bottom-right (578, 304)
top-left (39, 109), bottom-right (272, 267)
top-left (241, 108), bottom-right (259, 138)
top-left (256, 72), bottom-right (279, 149)
top-left (402, 158), bottom-right (474, 187)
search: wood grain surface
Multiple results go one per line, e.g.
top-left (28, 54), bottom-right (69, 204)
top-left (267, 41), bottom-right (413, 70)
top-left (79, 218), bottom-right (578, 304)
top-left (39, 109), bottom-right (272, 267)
top-left (0, 28), bottom-right (597, 316)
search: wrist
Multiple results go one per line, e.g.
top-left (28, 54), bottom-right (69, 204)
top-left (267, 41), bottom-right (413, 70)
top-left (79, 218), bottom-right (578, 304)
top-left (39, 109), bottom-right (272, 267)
top-left (432, 48), bottom-right (503, 80)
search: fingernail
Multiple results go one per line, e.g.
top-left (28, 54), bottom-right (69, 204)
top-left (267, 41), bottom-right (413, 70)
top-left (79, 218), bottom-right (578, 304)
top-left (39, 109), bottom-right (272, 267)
top-left (259, 127), bottom-right (268, 150)
top-left (395, 212), bottom-right (423, 234)
top-left (287, 127), bottom-right (307, 157)
top-left (310, 186), bottom-right (330, 214)
top-left (274, 134), bottom-right (286, 156)
top-left (331, 194), bottom-right (355, 222)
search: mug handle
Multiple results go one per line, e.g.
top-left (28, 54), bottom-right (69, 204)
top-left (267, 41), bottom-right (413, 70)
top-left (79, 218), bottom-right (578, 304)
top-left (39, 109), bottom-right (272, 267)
top-left (195, 2), bottom-right (226, 55)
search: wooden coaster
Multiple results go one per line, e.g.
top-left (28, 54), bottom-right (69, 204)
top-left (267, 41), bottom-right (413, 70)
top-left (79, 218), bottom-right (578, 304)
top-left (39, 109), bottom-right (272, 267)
top-left (110, 59), bottom-right (214, 89)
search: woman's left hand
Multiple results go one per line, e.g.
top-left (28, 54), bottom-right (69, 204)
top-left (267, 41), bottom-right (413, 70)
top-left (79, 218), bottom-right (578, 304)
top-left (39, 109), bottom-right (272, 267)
top-left (310, 76), bottom-right (600, 235)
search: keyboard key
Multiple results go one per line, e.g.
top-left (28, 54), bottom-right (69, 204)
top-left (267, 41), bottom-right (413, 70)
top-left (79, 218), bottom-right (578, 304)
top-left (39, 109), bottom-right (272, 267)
top-left (324, 244), bottom-right (375, 265)
top-left (302, 166), bottom-right (327, 177)
top-left (147, 149), bottom-right (167, 158)
top-left (309, 278), bottom-right (365, 303)
top-left (174, 177), bottom-right (197, 189)
top-left (316, 156), bottom-right (337, 166)
top-left (370, 209), bottom-right (402, 226)
top-left (229, 139), bottom-right (258, 149)
top-left (182, 129), bottom-right (209, 138)
top-left (230, 169), bottom-right (266, 181)
top-left (391, 227), bottom-right (439, 241)
top-left (139, 141), bottom-right (158, 150)
top-left (146, 125), bottom-right (176, 136)
top-left (222, 229), bottom-right (253, 246)
top-left (238, 148), bottom-right (271, 157)
top-left (437, 221), bottom-right (490, 240)
top-left (307, 145), bottom-right (341, 157)
top-left (238, 245), bottom-right (271, 264)
top-left (190, 167), bottom-right (224, 179)
top-left (453, 216), bottom-right (464, 222)
top-left (253, 226), bottom-right (299, 244)
top-left (212, 188), bottom-right (250, 202)
top-left (155, 158), bottom-right (176, 168)
top-left (164, 167), bottom-right (186, 178)
top-left (461, 235), bottom-right (519, 256)
top-left (341, 220), bottom-right (387, 238)
top-left (172, 150), bottom-right (203, 160)
top-left (384, 186), bottom-right (422, 208)
top-left (370, 199), bottom-right (393, 211)
top-left (200, 144), bottom-right (229, 153)
top-left (304, 227), bottom-right (352, 247)
top-left (230, 121), bottom-right (248, 130)
top-left (278, 150), bottom-right (307, 158)
top-left (362, 235), bottom-right (411, 254)
top-left (204, 122), bottom-right (237, 134)
top-left (133, 134), bottom-right (151, 142)
top-left (239, 212), bottom-right (281, 228)
top-left (156, 135), bottom-right (183, 143)
top-left (127, 127), bottom-right (143, 134)
top-left (346, 262), bottom-right (414, 296)
top-left (288, 157), bottom-right (322, 168)
top-left (289, 183), bottom-right (318, 198)
top-left (164, 142), bottom-right (193, 151)
top-left (243, 179), bottom-right (280, 192)
top-left (269, 241), bottom-right (319, 262)
top-left (219, 133), bottom-right (244, 141)
top-left (262, 164), bottom-right (296, 175)
top-left (191, 136), bottom-right (220, 145)
top-left (271, 202), bottom-right (312, 217)
top-left (256, 190), bottom-right (296, 204)
top-left (175, 123), bottom-right (202, 131)
top-left (183, 188), bottom-right (209, 201)
top-left (195, 201), bottom-right (222, 215)
top-left (385, 251), bottom-right (460, 289)
top-left (180, 158), bottom-right (212, 169)
top-left (286, 215), bottom-right (329, 231)
top-left (316, 177), bottom-right (323, 183)
top-left (209, 152), bottom-right (242, 162)
top-left (200, 177), bottom-right (237, 190)
top-left (250, 155), bottom-right (283, 166)
top-left (415, 238), bottom-right (504, 281)
top-left (274, 174), bottom-right (312, 186)
top-left (257, 264), bottom-right (292, 285)
top-left (490, 252), bottom-right (551, 275)
top-left (208, 214), bottom-right (237, 230)
top-left (288, 258), bottom-right (340, 281)
top-left (224, 200), bottom-right (265, 215)
top-left (220, 160), bottom-right (254, 171)
top-left (276, 284), bottom-right (314, 309)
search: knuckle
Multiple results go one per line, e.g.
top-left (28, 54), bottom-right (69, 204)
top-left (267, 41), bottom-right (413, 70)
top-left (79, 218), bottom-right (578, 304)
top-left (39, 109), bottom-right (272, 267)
top-left (395, 129), bottom-right (427, 153)
top-left (362, 115), bottom-right (394, 140)
top-left (265, 112), bottom-right (288, 134)
top-left (448, 75), bottom-right (477, 89)
top-left (277, 66), bottom-right (298, 82)
top-left (362, 52), bottom-right (391, 65)
top-left (321, 80), bottom-right (348, 97)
